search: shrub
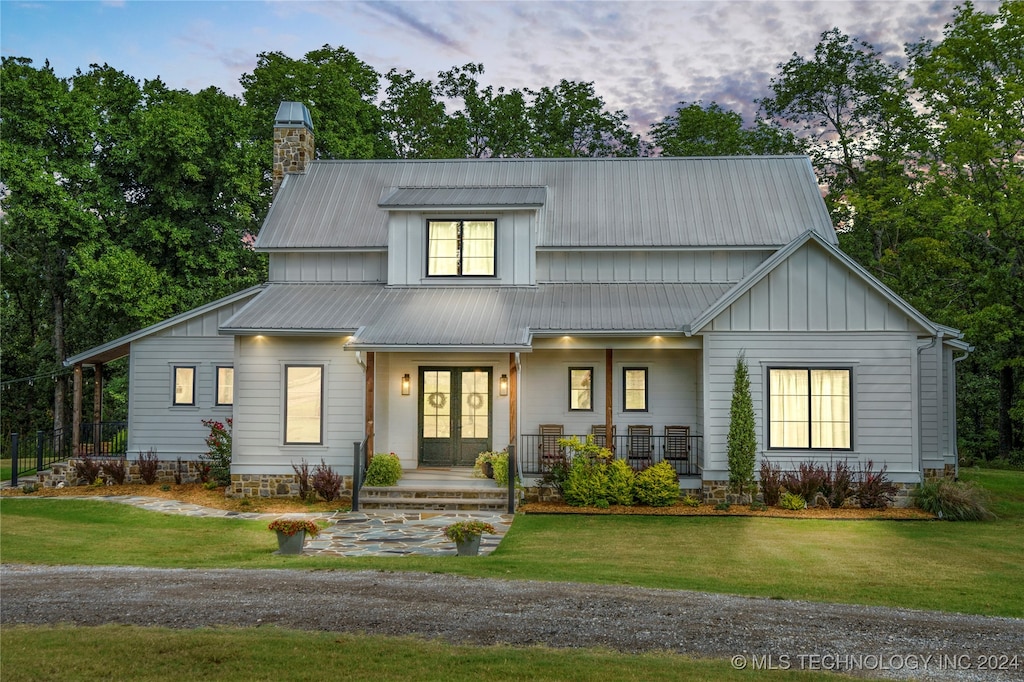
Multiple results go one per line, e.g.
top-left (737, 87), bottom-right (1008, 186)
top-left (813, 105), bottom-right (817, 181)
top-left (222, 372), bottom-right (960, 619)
top-left (749, 500), bottom-right (768, 511)
top-left (913, 479), bottom-right (995, 521)
top-left (562, 455), bottom-right (609, 507)
top-left (292, 459), bottom-right (312, 500)
top-left (559, 436), bottom-right (614, 465)
top-left (779, 491), bottom-right (806, 510)
top-left (194, 460), bottom-right (212, 484)
top-left (74, 455), bottom-right (101, 485)
top-left (820, 460), bottom-right (854, 508)
top-left (160, 484), bottom-right (171, 492)
top-left (200, 418), bottom-right (232, 487)
top-left (594, 498), bottom-right (610, 509)
top-left (135, 450), bottom-right (159, 484)
top-left (100, 457), bottom-right (127, 485)
top-left (782, 461), bottom-right (826, 501)
top-left (681, 494), bottom-right (701, 507)
top-left (856, 460), bottom-right (899, 509)
top-left (311, 459), bottom-right (343, 502)
top-left (714, 501), bottom-right (731, 511)
top-left (605, 459), bottom-right (635, 505)
top-left (727, 352), bottom-right (757, 497)
top-left (759, 459), bottom-right (783, 506)
top-left (174, 457), bottom-right (185, 485)
top-left (538, 452), bottom-right (571, 495)
top-left (364, 452), bottom-right (402, 487)
top-left (109, 429), bottom-right (127, 455)
top-left (490, 451), bottom-right (514, 487)
top-left (633, 461), bottom-right (679, 507)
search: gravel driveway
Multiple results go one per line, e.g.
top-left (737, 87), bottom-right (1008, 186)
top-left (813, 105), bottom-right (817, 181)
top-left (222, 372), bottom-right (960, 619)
top-left (2, 565), bottom-right (1021, 681)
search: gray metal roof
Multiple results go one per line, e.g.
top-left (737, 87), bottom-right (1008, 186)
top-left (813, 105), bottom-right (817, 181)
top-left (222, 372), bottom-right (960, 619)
top-left (255, 156), bottom-right (836, 251)
top-left (220, 282), bottom-right (733, 349)
top-left (378, 186), bottom-right (546, 209)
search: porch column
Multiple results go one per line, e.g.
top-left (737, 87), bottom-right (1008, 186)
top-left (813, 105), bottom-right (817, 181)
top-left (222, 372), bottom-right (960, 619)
top-left (93, 363), bottom-right (103, 454)
top-left (605, 349), bottom-right (614, 451)
top-left (508, 353), bottom-right (518, 446)
top-left (72, 364), bottom-right (83, 453)
top-left (364, 351), bottom-right (374, 463)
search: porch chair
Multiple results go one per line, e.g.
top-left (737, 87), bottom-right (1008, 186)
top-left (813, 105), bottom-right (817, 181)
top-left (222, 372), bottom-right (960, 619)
top-left (627, 424), bottom-right (654, 471)
top-left (538, 424), bottom-right (565, 466)
top-left (663, 425), bottom-right (691, 474)
top-left (591, 424), bottom-right (616, 451)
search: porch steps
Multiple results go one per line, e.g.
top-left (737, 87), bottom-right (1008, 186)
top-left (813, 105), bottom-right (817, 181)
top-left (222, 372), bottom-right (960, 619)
top-left (357, 468), bottom-right (511, 512)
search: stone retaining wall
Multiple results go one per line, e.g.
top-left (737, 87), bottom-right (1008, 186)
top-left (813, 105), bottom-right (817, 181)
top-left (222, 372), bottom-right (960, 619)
top-left (227, 473), bottom-right (353, 500)
top-left (40, 458), bottom-right (211, 488)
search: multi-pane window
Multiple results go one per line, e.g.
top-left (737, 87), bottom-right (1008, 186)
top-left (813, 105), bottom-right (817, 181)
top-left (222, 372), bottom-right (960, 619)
top-left (216, 367), bottom-right (234, 406)
top-left (769, 368), bottom-right (851, 449)
top-left (569, 367), bottom-right (593, 411)
top-left (285, 365), bottom-right (323, 444)
top-left (173, 366), bottom-right (195, 406)
top-left (461, 370), bottom-right (490, 439)
top-left (623, 368), bottom-right (648, 412)
top-left (427, 220), bottom-right (495, 276)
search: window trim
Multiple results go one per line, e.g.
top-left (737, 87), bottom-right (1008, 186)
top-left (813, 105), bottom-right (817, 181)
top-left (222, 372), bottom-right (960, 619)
top-left (284, 364), bottom-right (324, 445)
top-left (622, 367), bottom-right (648, 412)
top-left (215, 366), bottom-right (234, 406)
top-left (425, 219), bottom-right (497, 278)
top-left (568, 367), bottom-right (594, 412)
top-left (172, 365), bottom-right (196, 406)
top-left (767, 366), bottom-right (853, 451)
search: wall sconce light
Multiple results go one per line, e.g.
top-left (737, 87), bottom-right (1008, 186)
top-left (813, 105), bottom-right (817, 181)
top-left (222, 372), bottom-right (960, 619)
top-left (499, 374), bottom-right (509, 396)
top-left (401, 374), bottom-right (411, 396)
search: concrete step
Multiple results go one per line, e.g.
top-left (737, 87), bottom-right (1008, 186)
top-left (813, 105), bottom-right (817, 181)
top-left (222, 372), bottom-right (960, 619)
top-left (357, 483), bottom-right (510, 511)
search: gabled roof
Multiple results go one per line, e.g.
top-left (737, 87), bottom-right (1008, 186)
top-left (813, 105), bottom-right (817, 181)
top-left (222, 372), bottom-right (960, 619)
top-left (256, 156), bottom-right (836, 251)
top-left (220, 282), bottom-right (732, 351)
top-left (684, 231), bottom-right (942, 336)
top-left (63, 286), bottom-right (264, 367)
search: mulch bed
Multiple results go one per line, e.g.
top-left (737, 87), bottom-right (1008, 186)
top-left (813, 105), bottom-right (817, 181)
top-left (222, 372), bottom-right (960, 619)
top-left (520, 500), bottom-right (936, 520)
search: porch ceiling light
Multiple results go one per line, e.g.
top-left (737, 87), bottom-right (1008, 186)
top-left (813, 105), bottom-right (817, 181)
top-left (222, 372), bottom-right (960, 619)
top-left (401, 373), bottom-right (411, 396)
top-left (499, 374), bottom-right (508, 396)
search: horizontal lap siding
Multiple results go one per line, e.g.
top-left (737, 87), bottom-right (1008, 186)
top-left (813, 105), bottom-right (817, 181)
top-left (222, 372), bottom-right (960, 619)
top-left (702, 332), bottom-right (918, 478)
top-left (233, 337), bottom-right (363, 474)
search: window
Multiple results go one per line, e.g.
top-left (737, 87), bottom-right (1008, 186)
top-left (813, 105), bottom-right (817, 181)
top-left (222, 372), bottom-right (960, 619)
top-left (285, 365), bottom-right (323, 444)
top-left (769, 368), bottom-right (851, 449)
top-left (427, 220), bottom-right (495, 276)
top-left (216, 367), bottom-right (234, 406)
top-left (569, 367), bottom-right (593, 411)
top-left (173, 366), bottom-right (195, 406)
top-left (623, 368), bottom-right (647, 412)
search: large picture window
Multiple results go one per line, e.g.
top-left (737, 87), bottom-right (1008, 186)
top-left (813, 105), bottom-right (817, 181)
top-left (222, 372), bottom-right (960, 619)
top-left (623, 368), bottom-right (648, 412)
top-left (216, 366), bottom-right (234, 406)
top-left (427, 220), bottom-right (495, 276)
top-left (285, 365), bottom-right (323, 444)
top-left (172, 366), bottom-right (195, 406)
top-left (569, 367), bottom-right (593, 411)
top-left (769, 368), bottom-right (851, 449)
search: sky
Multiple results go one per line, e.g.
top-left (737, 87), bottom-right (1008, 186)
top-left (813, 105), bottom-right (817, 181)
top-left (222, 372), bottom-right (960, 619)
top-left (0, 0), bottom-right (1000, 134)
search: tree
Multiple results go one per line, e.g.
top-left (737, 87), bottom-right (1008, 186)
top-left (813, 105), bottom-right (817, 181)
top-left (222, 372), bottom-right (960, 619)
top-left (240, 44), bottom-right (388, 159)
top-left (727, 352), bottom-right (757, 499)
top-left (380, 69), bottom-right (466, 159)
top-left (651, 101), bottom-right (801, 156)
top-left (526, 79), bottom-right (639, 157)
top-left (436, 63), bottom-right (532, 158)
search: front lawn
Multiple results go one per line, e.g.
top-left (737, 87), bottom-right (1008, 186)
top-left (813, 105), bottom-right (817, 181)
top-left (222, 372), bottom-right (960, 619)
top-left (1, 469), bottom-right (1021, 617)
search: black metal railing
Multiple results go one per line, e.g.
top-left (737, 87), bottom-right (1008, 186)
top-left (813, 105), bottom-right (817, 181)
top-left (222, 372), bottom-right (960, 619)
top-left (519, 432), bottom-right (702, 477)
top-left (7, 421), bottom-right (128, 487)
top-left (78, 421), bottom-right (128, 456)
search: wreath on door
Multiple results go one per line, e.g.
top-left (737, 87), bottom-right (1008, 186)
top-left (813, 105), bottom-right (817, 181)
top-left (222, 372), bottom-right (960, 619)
top-left (427, 392), bottom-right (447, 409)
top-left (466, 392), bottom-right (485, 410)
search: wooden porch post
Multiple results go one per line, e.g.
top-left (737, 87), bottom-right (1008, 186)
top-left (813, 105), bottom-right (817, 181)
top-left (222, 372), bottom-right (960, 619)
top-left (605, 349), bottom-right (614, 451)
top-left (93, 363), bottom-right (103, 453)
top-left (508, 353), bottom-right (518, 446)
top-left (364, 352), bottom-right (374, 463)
top-left (72, 364), bottom-right (83, 454)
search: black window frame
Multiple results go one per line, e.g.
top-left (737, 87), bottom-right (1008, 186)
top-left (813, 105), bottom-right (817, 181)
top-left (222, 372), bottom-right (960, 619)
top-left (767, 366), bottom-right (853, 451)
top-left (284, 364), bottom-right (324, 446)
top-left (215, 366), bottom-right (234, 406)
top-left (172, 365), bottom-right (196, 406)
top-left (568, 367), bottom-right (594, 412)
top-left (622, 367), bottom-right (648, 412)
top-left (425, 219), bottom-right (497, 277)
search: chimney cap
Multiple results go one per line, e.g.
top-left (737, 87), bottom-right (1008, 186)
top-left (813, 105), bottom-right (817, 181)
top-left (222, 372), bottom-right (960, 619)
top-left (274, 101), bottom-right (313, 132)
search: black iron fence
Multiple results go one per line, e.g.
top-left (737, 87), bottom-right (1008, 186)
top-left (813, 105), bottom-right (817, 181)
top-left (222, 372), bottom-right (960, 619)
top-left (519, 432), bottom-right (702, 477)
top-left (7, 421), bottom-right (127, 487)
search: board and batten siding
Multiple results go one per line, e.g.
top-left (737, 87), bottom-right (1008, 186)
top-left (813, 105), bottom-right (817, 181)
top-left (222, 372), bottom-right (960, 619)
top-left (537, 249), bottom-right (772, 284)
top-left (232, 336), bottom-right (364, 474)
top-left (519, 348), bottom-right (700, 444)
top-left (268, 252), bottom-right (387, 283)
top-left (127, 301), bottom-right (249, 458)
top-left (386, 210), bottom-right (535, 286)
top-left (701, 332), bottom-right (921, 482)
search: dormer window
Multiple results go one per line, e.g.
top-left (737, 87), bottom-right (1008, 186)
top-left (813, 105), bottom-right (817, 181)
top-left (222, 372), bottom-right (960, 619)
top-left (427, 220), bottom-right (495, 276)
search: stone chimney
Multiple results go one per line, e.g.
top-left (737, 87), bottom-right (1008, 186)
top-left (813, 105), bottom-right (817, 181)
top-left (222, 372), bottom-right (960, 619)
top-left (272, 101), bottom-right (314, 193)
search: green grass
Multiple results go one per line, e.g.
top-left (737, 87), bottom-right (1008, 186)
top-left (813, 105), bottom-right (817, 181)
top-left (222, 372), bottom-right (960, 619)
top-left (2, 469), bottom-right (1021, 617)
top-left (0, 625), bottom-right (846, 682)
top-left (1, 458), bottom-right (13, 482)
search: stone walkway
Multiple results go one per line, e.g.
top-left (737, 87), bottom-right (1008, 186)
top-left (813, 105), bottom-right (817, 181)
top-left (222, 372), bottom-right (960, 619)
top-left (22, 495), bottom-right (515, 557)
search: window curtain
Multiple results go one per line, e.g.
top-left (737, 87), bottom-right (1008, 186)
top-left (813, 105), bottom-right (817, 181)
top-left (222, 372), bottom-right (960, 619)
top-left (461, 221), bottom-right (494, 275)
top-left (811, 369), bottom-right (850, 448)
top-left (428, 222), bottom-right (459, 275)
top-left (770, 369), bottom-right (809, 448)
top-left (286, 366), bottom-right (322, 444)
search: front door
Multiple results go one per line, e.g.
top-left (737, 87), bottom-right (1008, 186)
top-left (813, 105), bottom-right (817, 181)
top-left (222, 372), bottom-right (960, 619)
top-left (419, 367), bottom-right (492, 467)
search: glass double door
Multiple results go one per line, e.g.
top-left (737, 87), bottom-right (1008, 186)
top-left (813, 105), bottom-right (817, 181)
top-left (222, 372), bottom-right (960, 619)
top-left (419, 368), bottom-right (492, 467)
